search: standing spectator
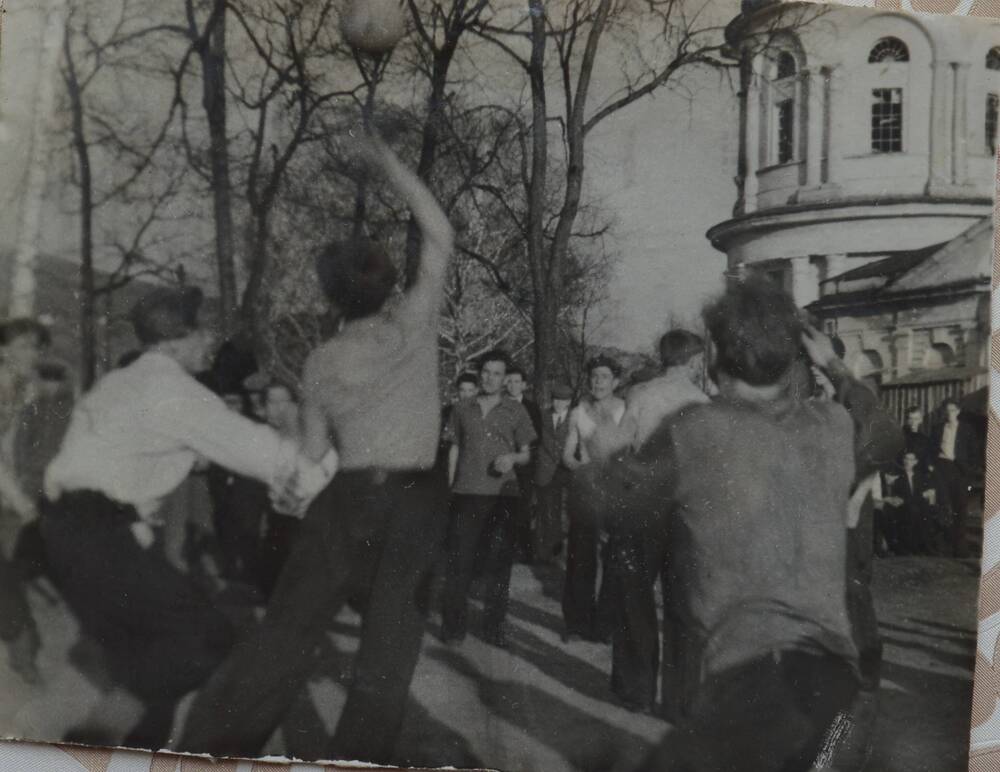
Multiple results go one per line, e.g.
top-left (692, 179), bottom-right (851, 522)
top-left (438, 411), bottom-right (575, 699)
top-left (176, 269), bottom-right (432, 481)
top-left (201, 375), bottom-right (263, 583)
top-left (505, 366), bottom-right (542, 562)
top-left (455, 372), bottom-right (479, 401)
top-left (257, 381), bottom-right (304, 597)
top-left (882, 450), bottom-right (938, 555)
top-left (610, 330), bottom-right (708, 717)
top-left (561, 355), bottom-right (625, 643)
top-left (933, 396), bottom-right (982, 558)
top-left (533, 382), bottom-right (574, 566)
top-left (0, 318), bottom-right (52, 685)
top-left (10, 361), bottom-right (75, 587)
top-left (437, 373), bottom-right (478, 475)
top-left (441, 350), bottom-right (536, 647)
top-left (902, 405), bottom-right (934, 469)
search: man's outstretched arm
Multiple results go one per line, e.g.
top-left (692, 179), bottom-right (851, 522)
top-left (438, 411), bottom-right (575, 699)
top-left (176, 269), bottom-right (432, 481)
top-left (361, 134), bottom-right (454, 302)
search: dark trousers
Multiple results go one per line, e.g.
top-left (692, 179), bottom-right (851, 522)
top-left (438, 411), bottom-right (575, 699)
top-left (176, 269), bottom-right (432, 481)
top-left (846, 501), bottom-right (881, 690)
top-left (936, 459), bottom-right (970, 558)
top-left (534, 471), bottom-right (568, 562)
top-left (442, 494), bottom-right (516, 639)
top-left (563, 484), bottom-right (613, 639)
top-left (178, 469), bottom-right (445, 764)
top-left (0, 550), bottom-right (34, 644)
top-left (256, 511), bottom-right (300, 598)
top-left (513, 468), bottom-right (535, 561)
top-left (209, 473), bottom-right (267, 583)
top-left (40, 491), bottom-right (235, 750)
top-left (609, 532), bottom-right (660, 710)
top-left (635, 651), bottom-right (859, 772)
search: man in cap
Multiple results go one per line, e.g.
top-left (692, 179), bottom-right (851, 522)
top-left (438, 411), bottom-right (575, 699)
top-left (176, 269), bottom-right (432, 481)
top-left (533, 382), bottom-right (574, 565)
top-left (41, 285), bottom-right (335, 750)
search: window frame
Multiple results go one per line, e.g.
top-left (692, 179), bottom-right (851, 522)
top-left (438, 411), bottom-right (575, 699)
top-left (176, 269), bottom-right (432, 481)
top-left (763, 50), bottom-right (802, 167)
top-left (870, 87), bottom-right (904, 154)
top-left (868, 37), bottom-right (910, 64)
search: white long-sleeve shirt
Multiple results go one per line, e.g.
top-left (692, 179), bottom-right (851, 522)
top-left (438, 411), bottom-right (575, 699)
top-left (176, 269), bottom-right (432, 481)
top-left (45, 352), bottom-right (303, 519)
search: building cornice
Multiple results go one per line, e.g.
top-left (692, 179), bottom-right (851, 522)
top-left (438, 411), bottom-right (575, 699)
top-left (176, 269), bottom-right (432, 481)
top-left (807, 277), bottom-right (989, 316)
top-left (706, 196), bottom-right (992, 250)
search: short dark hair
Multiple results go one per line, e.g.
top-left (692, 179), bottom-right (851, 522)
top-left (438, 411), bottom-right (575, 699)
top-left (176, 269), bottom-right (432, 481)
top-left (703, 276), bottom-right (801, 386)
top-left (659, 330), bottom-right (704, 368)
top-left (315, 237), bottom-right (398, 321)
top-left (456, 372), bottom-right (478, 389)
top-left (586, 354), bottom-right (622, 379)
top-left (0, 318), bottom-right (50, 348)
top-left (131, 286), bottom-right (203, 346)
top-left (507, 366), bottom-right (526, 381)
top-left (478, 349), bottom-right (509, 373)
top-left (906, 405), bottom-right (923, 416)
top-left (941, 396), bottom-right (960, 409)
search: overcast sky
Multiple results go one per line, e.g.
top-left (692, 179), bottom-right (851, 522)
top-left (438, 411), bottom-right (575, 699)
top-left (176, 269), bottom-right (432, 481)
top-left (581, 2), bottom-right (741, 354)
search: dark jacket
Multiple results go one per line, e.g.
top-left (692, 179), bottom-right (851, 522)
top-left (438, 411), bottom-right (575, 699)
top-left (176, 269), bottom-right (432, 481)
top-left (884, 467), bottom-right (934, 512)
top-left (534, 410), bottom-right (572, 488)
top-left (903, 428), bottom-right (934, 469)
top-left (931, 417), bottom-right (983, 479)
top-left (518, 398), bottom-right (543, 441)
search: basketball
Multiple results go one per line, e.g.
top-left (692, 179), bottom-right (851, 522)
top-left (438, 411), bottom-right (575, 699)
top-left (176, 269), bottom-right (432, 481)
top-left (340, 0), bottom-right (406, 55)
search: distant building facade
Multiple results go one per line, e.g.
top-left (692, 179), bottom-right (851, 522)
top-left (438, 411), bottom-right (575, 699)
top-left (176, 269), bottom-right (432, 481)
top-left (710, 1), bottom-right (998, 418)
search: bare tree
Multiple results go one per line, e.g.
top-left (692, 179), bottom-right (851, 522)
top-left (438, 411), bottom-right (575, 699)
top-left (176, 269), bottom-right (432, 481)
top-left (474, 0), bottom-right (820, 401)
top-left (61, 0), bottom-right (188, 385)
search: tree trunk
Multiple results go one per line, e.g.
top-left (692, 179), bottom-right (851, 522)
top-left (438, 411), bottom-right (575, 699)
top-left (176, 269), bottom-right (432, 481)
top-left (404, 44), bottom-right (458, 287)
top-left (240, 212), bottom-right (271, 338)
top-left (201, 0), bottom-right (238, 336)
top-left (526, 0), bottom-right (550, 402)
top-left (64, 27), bottom-right (97, 388)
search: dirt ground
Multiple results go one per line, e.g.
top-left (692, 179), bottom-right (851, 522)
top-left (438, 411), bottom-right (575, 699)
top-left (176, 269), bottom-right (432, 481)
top-left (0, 555), bottom-right (980, 771)
top-left (868, 556), bottom-right (979, 772)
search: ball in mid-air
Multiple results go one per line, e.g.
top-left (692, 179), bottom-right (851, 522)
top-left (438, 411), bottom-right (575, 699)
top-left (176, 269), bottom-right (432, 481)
top-left (340, 0), bottom-right (406, 54)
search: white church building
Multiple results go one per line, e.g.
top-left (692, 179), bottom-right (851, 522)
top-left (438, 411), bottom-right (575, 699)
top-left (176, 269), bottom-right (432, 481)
top-left (710, 1), bottom-right (997, 418)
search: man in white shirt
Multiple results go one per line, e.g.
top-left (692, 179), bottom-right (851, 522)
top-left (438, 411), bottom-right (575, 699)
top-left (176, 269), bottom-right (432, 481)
top-left (40, 286), bottom-right (335, 751)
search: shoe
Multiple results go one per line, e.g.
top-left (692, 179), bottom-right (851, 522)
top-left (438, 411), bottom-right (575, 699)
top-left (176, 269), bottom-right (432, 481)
top-left (618, 697), bottom-right (657, 716)
top-left (561, 626), bottom-right (588, 644)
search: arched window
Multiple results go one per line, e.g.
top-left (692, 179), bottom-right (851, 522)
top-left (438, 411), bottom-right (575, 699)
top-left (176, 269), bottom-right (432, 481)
top-left (923, 342), bottom-right (955, 370)
top-left (776, 52), bottom-right (797, 80)
top-left (987, 47), bottom-right (1000, 71)
top-left (867, 38), bottom-right (908, 153)
top-left (766, 50), bottom-right (800, 165)
top-left (868, 37), bottom-right (909, 63)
